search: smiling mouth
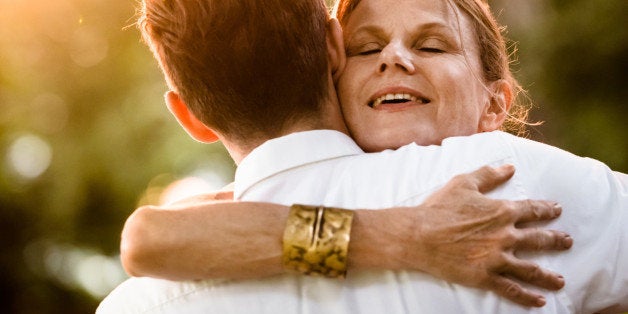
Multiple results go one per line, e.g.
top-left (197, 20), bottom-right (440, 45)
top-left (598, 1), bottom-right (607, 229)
top-left (369, 93), bottom-right (431, 108)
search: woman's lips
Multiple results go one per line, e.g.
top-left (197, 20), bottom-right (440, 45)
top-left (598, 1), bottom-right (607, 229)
top-left (369, 93), bottom-right (430, 108)
top-left (368, 88), bottom-right (431, 108)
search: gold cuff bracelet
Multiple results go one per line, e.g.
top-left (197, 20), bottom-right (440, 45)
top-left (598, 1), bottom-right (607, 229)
top-left (282, 204), bottom-right (354, 278)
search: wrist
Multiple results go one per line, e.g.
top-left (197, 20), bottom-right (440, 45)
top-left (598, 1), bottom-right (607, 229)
top-left (348, 207), bottom-right (417, 271)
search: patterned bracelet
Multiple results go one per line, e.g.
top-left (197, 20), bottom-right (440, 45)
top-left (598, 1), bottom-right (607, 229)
top-left (282, 204), bottom-right (354, 278)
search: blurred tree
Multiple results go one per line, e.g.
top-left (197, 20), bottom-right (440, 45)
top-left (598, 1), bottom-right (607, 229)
top-left (492, 0), bottom-right (627, 172)
top-left (0, 0), bottom-right (625, 313)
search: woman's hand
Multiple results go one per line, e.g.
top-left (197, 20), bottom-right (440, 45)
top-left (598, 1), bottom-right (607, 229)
top-left (351, 165), bottom-right (571, 307)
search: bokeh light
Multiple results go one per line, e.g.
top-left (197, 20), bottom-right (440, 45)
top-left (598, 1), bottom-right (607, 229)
top-left (70, 26), bottom-right (109, 68)
top-left (24, 240), bottom-right (127, 299)
top-left (6, 133), bottom-right (53, 180)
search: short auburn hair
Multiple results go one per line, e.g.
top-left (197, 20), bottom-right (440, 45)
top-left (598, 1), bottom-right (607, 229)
top-left (333, 0), bottom-right (531, 136)
top-left (139, 0), bottom-right (330, 142)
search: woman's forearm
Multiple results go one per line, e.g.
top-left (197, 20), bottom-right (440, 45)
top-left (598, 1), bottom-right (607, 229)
top-left (120, 199), bottom-right (404, 280)
top-left (120, 201), bottom-right (288, 280)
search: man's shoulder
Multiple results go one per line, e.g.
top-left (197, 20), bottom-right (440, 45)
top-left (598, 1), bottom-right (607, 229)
top-left (387, 131), bottom-right (563, 168)
top-left (305, 132), bottom-right (521, 207)
top-left (439, 131), bottom-right (520, 152)
top-left (387, 131), bottom-right (513, 157)
top-left (356, 131), bottom-right (518, 174)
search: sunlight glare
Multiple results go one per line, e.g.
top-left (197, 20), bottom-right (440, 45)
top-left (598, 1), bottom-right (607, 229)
top-left (159, 177), bottom-right (214, 205)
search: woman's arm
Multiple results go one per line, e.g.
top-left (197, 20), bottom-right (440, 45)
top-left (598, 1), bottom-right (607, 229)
top-left (121, 199), bottom-right (287, 280)
top-left (121, 165), bottom-right (571, 307)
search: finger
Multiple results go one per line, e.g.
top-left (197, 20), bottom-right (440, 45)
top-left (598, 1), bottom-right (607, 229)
top-left (497, 255), bottom-right (565, 291)
top-left (488, 275), bottom-right (547, 307)
top-left (513, 228), bottom-right (573, 251)
top-left (513, 200), bottom-right (562, 224)
top-left (466, 164), bottom-right (515, 193)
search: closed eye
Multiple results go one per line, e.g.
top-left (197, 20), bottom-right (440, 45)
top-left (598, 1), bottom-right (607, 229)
top-left (359, 49), bottom-right (382, 56)
top-left (346, 40), bottom-right (384, 57)
top-left (419, 47), bottom-right (445, 53)
top-left (417, 37), bottom-right (449, 54)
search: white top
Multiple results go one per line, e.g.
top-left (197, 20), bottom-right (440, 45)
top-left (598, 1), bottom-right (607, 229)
top-left (98, 130), bottom-right (628, 314)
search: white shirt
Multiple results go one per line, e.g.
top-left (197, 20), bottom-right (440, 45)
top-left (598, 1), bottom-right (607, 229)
top-left (98, 130), bottom-right (628, 314)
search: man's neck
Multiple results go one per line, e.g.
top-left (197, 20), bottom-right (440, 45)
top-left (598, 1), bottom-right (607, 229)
top-left (224, 97), bottom-right (348, 165)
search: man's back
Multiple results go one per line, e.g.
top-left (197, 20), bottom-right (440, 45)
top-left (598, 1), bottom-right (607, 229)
top-left (98, 131), bottom-right (627, 313)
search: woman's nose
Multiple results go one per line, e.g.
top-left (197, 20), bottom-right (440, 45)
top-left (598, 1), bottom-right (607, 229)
top-left (378, 42), bottom-right (416, 74)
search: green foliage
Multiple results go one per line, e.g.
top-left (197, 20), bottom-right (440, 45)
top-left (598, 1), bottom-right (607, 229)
top-left (0, 0), bottom-right (625, 312)
top-left (492, 0), bottom-right (627, 172)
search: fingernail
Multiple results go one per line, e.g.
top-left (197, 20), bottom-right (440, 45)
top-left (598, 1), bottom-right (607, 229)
top-left (553, 203), bottom-right (562, 216)
top-left (496, 164), bottom-right (513, 174)
top-left (563, 235), bottom-right (573, 248)
top-left (536, 296), bottom-right (546, 307)
top-left (556, 275), bottom-right (565, 288)
top-left (502, 164), bottom-right (514, 172)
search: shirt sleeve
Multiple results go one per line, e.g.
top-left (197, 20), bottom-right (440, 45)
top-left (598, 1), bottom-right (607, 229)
top-left (503, 133), bottom-right (628, 313)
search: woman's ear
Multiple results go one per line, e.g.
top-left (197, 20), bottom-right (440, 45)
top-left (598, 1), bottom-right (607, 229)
top-left (479, 80), bottom-right (513, 132)
top-left (165, 91), bottom-right (220, 143)
top-left (326, 18), bottom-right (346, 83)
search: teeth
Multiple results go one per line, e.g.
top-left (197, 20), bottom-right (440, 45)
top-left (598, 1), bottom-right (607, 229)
top-left (372, 93), bottom-right (423, 107)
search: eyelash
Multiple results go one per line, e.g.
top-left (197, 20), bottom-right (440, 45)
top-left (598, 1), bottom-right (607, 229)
top-left (358, 49), bottom-right (382, 56)
top-left (419, 47), bottom-right (445, 53)
top-left (350, 42), bottom-right (446, 56)
top-left (358, 47), bottom-right (444, 55)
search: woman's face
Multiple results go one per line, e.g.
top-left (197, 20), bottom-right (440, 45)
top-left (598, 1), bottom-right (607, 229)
top-left (337, 0), bottom-right (493, 152)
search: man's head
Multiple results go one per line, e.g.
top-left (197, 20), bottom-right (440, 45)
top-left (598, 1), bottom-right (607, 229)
top-left (139, 0), bottom-right (335, 148)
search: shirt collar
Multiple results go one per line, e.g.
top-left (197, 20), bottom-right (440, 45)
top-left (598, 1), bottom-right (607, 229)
top-left (234, 130), bottom-right (363, 199)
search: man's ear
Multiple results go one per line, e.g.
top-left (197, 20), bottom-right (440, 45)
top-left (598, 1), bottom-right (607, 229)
top-left (165, 91), bottom-right (220, 143)
top-left (326, 18), bottom-right (346, 83)
top-left (479, 80), bottom-right (513, 132)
